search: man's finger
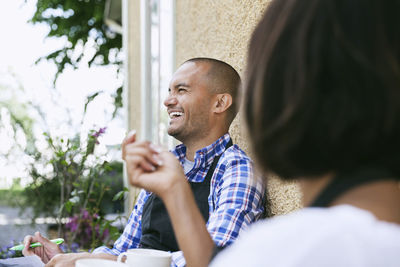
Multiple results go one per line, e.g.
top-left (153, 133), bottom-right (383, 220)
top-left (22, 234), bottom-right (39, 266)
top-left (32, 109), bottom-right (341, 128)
top-left (124, 145), bottom-right (163, 167)
top-left (123, 130), bottom-right (137, 146)
top-left (23, 235), bottom-right (33, 246)
top-left (125, 154), bottom-right (155, 173)
top-left (149, 143), bottom-right (163, 154)
top-left (121, 130), bottom-right (137, 157)
top-left (23, 235), bottom-right (35, 256)
top-left (23, 232), bottom-right (56, 258)
top-left (35, 232), bottom-right (53, 247)
top-left (139, 159), bottom-right (158, 172)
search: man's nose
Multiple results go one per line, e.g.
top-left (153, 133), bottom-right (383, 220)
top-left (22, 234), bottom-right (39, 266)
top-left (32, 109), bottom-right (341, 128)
top-left (163, 94), bottom-right (178, 107)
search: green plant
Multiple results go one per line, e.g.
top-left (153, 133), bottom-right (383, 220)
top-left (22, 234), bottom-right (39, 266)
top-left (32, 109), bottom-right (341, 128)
top-left (21, 127), bottom-right (126, 250)
top-left (28, 0), bottom-right (123, 116)
top-left (0, 180), bottom-right (24, 206)
top-left (0, 243), bottom-right (22, 259)
top-left (1, 70), bottom-right (126, 253)
top-left (30, 0), bottom-right (122, 78)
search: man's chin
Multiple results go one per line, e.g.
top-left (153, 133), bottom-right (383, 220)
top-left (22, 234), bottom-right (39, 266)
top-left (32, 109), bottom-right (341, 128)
top-left (167, 129), bottom-right (184, 142)
top-left (167, 128), bottom-right (179, 138)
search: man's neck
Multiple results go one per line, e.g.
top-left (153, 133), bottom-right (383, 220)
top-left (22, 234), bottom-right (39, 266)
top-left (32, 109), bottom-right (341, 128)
top-left (183, 131), bottom-right (227, 161)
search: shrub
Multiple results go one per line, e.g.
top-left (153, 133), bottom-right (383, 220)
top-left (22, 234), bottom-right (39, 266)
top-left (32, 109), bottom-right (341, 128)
top-left (20, 127), bottom-right (127, 251)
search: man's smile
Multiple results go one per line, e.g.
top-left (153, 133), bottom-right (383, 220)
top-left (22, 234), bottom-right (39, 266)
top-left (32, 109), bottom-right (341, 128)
top-left (169, 111), bottom-right (184, 118)
top-left (168, 110), bottom-right (184, 124)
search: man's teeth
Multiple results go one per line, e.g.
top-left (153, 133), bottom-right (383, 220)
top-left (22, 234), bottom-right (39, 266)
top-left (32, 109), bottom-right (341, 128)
top-left (170, 112), bottom-right (183, 118)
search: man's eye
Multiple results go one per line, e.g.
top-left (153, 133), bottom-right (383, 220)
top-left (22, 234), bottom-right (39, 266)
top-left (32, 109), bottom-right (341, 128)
top-left (178, 88), bottom-right (186, 92)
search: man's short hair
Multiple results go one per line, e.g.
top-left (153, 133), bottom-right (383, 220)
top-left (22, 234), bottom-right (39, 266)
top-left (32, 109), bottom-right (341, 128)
top-left (184, 57), bottom-right (241, 125)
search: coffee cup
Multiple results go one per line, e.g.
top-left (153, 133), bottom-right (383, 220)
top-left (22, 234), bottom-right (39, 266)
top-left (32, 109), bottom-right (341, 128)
top-left (117, 248), bottom-right (171, 267)
top-left (75, 258), bottom-right (127, 267)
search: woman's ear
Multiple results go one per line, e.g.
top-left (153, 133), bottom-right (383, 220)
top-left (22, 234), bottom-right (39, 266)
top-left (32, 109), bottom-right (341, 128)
top-left (214, 93), bottom-right (233, 114)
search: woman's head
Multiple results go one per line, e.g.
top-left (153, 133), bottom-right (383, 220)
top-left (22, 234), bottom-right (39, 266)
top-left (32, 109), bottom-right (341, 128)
top-left (245, 0), bottom-right (400, 179)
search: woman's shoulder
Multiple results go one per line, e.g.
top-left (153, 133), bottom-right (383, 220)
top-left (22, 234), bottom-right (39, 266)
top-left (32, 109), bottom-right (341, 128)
top-left (251, 204), bottom-right (400, 238)
top-left (211, 205), bottom-right (400, 267)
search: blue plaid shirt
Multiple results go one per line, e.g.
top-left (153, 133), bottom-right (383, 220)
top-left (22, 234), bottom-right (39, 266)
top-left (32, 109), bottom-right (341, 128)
top-left (93, 133), bottom-right (265, 266)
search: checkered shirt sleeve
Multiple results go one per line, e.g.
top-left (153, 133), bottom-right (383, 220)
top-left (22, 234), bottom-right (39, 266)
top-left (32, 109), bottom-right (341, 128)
top-left (92, 189), bottom-right (150, 255)
top-left (207, 147), bottom-right (265, 246)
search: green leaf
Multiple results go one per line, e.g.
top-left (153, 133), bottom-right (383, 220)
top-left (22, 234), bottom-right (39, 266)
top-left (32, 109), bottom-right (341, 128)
top-left (27, 0), bottom-right (123, 112)
top-left (112, 187), bottom-right (128, 201)
top-left (64, 201), bottom-right (72, 213)
top-left (112, 86), bottom-right (123, 118)
top-left (84, 91), bottom-right (102, 116)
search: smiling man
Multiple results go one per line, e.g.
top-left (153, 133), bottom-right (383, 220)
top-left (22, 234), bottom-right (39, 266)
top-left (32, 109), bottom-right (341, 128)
top-left (164, 59), bottom-right (239, 161)
top-left (23, 58), bottom-right (265, 267)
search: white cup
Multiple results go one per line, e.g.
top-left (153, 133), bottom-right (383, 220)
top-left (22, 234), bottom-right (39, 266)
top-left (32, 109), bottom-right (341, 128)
top-left (117, 248), bottom-right (171, 267)
top-left (75, 258), bottom-right (127, 267)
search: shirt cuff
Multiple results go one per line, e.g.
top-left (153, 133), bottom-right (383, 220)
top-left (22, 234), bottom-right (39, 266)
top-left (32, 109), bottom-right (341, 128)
top-left (92, 246), bottom-right (119, 255)
top-left (171, 251), bottom-right (186, 267)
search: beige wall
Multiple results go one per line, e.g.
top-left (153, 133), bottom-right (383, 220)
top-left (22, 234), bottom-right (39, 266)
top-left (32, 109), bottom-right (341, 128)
top-left (125, 0), bottom-right (142, 213)
top-left (175, 0), bottom-right (302, 216)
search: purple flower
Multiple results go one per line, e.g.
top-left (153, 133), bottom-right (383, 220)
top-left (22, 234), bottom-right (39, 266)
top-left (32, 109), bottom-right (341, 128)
top-left (91, 127), bottom-right (107, 138)
top-left (59, 243), bottom-right (68, 252)
top-left (71, 242), bottom-right (80, 253)
top-left (102, 228), bottom-right (110, 239)
top-left (95, 224), bottom-right (100, 234)
top-left (81, 209), bottom-right (90, 220)
top-left (84, 226), bottom-right (92, 238)
top-left (66, 216), bottom-right (79, 232)
top-left (64, 208), bottom-right (114, 250)
top-left (91, 127), bottom-right (107, 144)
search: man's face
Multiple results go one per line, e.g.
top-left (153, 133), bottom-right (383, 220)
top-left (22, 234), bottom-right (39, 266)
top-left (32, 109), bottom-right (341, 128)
top-left (164, 61), bottom-right (214, 143)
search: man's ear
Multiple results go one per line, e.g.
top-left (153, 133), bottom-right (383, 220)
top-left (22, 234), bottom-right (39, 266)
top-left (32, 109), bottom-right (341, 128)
top-left (213, 93), bottom-right (232, 114)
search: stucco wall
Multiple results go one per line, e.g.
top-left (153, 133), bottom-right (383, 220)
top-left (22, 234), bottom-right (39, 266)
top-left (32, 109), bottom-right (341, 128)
top-left (125, 0), bottom-right (142, 213)
top-left (175, 0), bottom-right (302, 216)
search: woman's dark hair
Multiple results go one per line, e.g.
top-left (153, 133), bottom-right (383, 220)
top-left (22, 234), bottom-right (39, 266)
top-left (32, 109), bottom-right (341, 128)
top-left (245, 0), bottom-right (400, 179)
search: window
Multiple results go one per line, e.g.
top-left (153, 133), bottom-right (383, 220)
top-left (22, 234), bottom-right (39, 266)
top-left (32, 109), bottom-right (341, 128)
top-left (142, 0), bottom-right (175, 148)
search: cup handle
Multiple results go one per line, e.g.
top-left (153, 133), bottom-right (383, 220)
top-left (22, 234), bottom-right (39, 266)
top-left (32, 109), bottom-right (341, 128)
top-left (117, 252), bottom-right (127, 262)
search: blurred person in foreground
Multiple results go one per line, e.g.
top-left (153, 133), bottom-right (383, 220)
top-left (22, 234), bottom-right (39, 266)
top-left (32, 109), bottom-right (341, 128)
top-left (22, 58), bottom-right (265, 267)
top-left (123, 0), bottom-right (400, 266)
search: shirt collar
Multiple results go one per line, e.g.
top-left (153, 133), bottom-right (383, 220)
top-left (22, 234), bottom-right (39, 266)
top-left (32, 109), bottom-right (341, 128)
top-left (172, 133), bottom-right (232, 170)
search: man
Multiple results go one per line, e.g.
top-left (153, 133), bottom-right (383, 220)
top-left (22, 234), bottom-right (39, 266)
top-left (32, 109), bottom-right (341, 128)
top-left (23, 58), bottom-right (265, 267)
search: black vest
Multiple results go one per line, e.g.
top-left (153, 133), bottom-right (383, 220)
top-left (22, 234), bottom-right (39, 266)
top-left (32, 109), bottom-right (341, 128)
top-left (139, 140), bottom-right (233, 251)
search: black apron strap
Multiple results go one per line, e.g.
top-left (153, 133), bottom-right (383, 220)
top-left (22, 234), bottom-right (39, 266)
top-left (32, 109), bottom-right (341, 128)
top-left (310, 167), bottom-right (395, 207)
top-left (205, 139), bottom-right (233, 184)
top-left (139, 138), bottom-right (233, 251)
top-left (210, 139), bottom-right (233, 210)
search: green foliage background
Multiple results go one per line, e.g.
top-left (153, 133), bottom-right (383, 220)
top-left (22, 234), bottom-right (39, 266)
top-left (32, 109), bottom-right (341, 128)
top-left (0, 1), bottom-right (127, 254)
top-left (29, 0), bottom-right (123, 115)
